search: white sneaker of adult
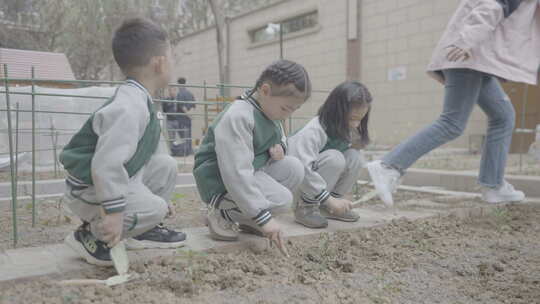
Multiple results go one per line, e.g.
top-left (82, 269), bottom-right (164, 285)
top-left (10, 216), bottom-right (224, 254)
top-left (367, 160), bottom-right (401, 207)
top-left (482, 181), bottom-right (525, 204)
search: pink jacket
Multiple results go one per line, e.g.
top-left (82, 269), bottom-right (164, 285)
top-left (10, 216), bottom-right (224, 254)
top-left (427, 0), bottom-right (540, 85)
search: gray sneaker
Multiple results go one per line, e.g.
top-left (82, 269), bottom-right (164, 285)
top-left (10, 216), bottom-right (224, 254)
top-left (206, 208), bottom-right (239, 241)
top-left (320, 205), bottom-right (360, 222)
top-left (294, 201), bottom-right (328, 228)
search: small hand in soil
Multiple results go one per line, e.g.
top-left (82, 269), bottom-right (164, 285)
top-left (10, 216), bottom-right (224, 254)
top-left (261, 218), bottom-right (289, 258)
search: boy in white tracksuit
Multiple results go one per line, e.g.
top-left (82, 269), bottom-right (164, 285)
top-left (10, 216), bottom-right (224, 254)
top-left (60, 18), bottom-right (185, 266)
top-left (194, 60), bottom-right (311, 252)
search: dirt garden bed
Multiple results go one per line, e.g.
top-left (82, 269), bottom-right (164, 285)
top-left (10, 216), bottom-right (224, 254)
top-left (1, 202), bottom-right (539, 304)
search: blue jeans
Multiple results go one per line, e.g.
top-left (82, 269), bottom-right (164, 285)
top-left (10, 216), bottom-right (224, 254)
top-left (383, 69), bottom-right (515, 188)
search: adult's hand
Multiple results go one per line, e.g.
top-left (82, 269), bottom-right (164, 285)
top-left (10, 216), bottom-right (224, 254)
top-left (446, 45), bottom-right (470, 62)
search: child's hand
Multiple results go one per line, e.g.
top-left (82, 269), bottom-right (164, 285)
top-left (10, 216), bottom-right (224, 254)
top-left (445, 45), bottom-right (470, 62)
top-left (260, 218), bottom-right (289, 258)
top-left (98, 211), bottom-right (124, 247)
top-left (269, 144), bottom-right (285, 161)
top-left (325, 197), bottom-right (352, 216)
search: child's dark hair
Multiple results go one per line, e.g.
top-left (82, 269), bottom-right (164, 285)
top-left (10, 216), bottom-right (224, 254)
top-left (318, 81), bottom-right (372, 146)
top-left (112, 18), bottom-right (168, 73)
top-left (249, 59), bottom-right (311, 100)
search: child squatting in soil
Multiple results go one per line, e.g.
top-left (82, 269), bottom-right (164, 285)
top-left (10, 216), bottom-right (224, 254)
top-left (288, 81), bottom-right (372, 228)
top-left (193, 60), bottom-right (311, 254)
top-left (59, 18), bottom-right (186, 266)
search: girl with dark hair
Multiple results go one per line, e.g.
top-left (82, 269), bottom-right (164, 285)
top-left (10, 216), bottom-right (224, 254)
top-left (193, 59), bottom-right (311, 254)
top-left (288, 81), bottom-right (372, 228)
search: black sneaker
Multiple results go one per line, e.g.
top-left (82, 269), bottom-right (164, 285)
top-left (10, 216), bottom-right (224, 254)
top-left (64, 223), bottom-right (113, 266)
top-left (125, 224), bottom-right (186, 250)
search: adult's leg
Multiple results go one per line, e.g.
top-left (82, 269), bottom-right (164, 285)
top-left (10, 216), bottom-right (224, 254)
top-left (177, 116), bottom-right (192, 155)
top-left (166, 119), bottom-right (178, 144)
top-left (382, 69), bottom-right (485, 172)
top-left (476, 76), bottom-right (516, 188)
top-left (185, 117), bottom-right (193, 154)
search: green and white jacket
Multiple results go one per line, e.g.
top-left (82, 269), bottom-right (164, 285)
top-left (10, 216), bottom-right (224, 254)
top-left (59, 79), bottom-right (161, 214)
top-left (288, 116), bottom-right (362, 204)
top-left (193, 91), bottom-right (286, 226)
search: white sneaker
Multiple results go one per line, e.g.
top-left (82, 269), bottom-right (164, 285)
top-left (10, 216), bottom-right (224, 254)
top-left (206, 208), bottom-right (239, 241)
top-left (367, 160), bottom-right (401, 207)
top-left (482, 181), bottom-right (525, 204)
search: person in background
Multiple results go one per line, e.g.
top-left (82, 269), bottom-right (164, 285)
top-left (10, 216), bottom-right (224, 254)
top-left (162, 85), bottom-right (180, 153)
top-left (175, 77), bottom-right (196, 156)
